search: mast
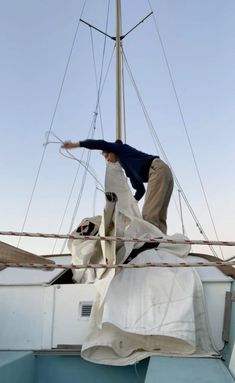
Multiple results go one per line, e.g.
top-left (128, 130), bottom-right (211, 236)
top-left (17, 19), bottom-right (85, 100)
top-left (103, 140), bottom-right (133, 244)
top-left (115, 0), bottom-right (122, 141)
top-left (81, 5), bottom-right (152, 142)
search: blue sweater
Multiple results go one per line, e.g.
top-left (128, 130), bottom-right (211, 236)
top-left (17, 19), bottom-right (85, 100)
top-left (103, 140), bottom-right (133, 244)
top-left (79, 139), bottom-right (158, 200)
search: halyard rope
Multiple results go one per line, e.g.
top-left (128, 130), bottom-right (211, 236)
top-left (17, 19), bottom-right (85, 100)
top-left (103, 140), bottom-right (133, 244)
top-left (0, 261), bottom-right (235, 270)
top-left (1, 230), bottom-right (235, 246)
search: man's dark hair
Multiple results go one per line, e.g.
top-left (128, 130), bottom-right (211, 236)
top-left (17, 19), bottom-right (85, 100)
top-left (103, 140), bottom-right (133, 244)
top-left (115, 139), bottom-right (123, 144)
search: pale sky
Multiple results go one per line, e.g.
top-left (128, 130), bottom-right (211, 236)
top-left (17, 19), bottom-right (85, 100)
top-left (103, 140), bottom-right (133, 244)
top-left (0, 0), bottom-right (235, 259)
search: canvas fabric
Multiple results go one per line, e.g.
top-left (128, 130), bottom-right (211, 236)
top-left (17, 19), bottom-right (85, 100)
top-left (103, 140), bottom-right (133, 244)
top-left (69, 162), bottom-right (215, 365)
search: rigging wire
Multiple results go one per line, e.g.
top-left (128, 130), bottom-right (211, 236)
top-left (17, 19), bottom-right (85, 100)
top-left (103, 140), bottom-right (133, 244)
top-left (89, 0), bottom-right (111, 139)
top-left (121, 48), bottom-right (182, 224)
top-left (89, 26), bottom-right (105, 217)
top-left (47, 129), bottom-right (104, 254)
top-left (50, 2), bottom-right (111, 253)
top-left (61, 149), bottom-right (104, 190)
top-left (121, 45), bottom-right (127, 143)
top-left (53, 64), bottom-right (114, 252)
top-left (58, 115), bottom-right (101, 254)
top-left (62, 6), bottom-right (112, 221)
top-left (56, 4), bottom-right (112, 253)
top-left (44, 131), bottom-right (104, 189)
top-left (50, 129), bottom-right (95, 254)
top-left (50, 135), bottom-right (98, 254)
top-left (90, 28), bottom-right (105, 139)
top-left (147, 1), bottom-right (223, 258)
top-left (60, 150), bottom-right (94, 254)
top-left (178, 189), bottom-right (185, 235)
top-left (51, 51), bottom-right (115, 254)
top-left (51, 149), bottom-right (86, 254)
top-left (60, 148), bottom-right (104, 191)
top-left (17, 0), bottom-right (88, 248)
top-left (122, 49), bottom-right (218, 258)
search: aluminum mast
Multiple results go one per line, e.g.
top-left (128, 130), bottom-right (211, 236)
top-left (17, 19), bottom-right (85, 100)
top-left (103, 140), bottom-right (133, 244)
top-left (115, 0), bottom-right (122, 141)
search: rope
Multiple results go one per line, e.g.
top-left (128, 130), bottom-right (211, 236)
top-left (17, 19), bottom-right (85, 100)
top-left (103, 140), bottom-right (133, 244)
top-left (1, 230), bottom-right (235, 246)
top-left (1, 261), bottom-right (234, 270)
top-left (17, 0), bottom-right (87, 248)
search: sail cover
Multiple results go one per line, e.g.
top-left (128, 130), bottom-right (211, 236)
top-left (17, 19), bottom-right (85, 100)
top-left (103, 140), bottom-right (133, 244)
top-left (70, 162), bottom-right (214, 365)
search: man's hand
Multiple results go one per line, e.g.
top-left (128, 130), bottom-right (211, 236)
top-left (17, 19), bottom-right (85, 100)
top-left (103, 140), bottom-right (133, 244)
top-left (61, 140), bottom-right (80, 149)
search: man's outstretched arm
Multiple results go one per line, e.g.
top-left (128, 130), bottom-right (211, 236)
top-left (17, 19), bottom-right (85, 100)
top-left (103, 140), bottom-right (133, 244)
top-left (61, 139), bottom-right (121, 153)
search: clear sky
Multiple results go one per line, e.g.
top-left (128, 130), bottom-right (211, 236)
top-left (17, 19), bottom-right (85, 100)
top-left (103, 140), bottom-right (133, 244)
top-left (0, 0), bottom-right (234, 259)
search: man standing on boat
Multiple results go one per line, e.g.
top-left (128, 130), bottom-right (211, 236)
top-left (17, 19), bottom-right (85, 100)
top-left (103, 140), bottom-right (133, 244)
top-left (62, 139), bottom-right (173, 234)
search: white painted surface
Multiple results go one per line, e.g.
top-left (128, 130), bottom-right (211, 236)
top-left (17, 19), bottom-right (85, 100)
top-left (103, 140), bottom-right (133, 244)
top-left (0, 254), bottom-right (232, 351)
top-left (41, 286), bottom-right (55, 349)
top-left (186, 256), bottom-right (233, 350)
top-left (52, 284), bottom-right (97, 347)
top-left (0, 286), bottom-right (46, 349)
top-left (203, 281), bottom-right (231, 350)
top-left (0, 283), bottom-right (97, 350)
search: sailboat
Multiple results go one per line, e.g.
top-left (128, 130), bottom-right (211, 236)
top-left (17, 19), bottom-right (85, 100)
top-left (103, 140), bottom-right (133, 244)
top-left (0, 1), bottom-right (235, 382)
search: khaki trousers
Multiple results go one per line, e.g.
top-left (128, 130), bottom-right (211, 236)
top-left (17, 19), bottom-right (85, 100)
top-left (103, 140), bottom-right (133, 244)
top-left (142, 158), bottom-right (173, 234)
